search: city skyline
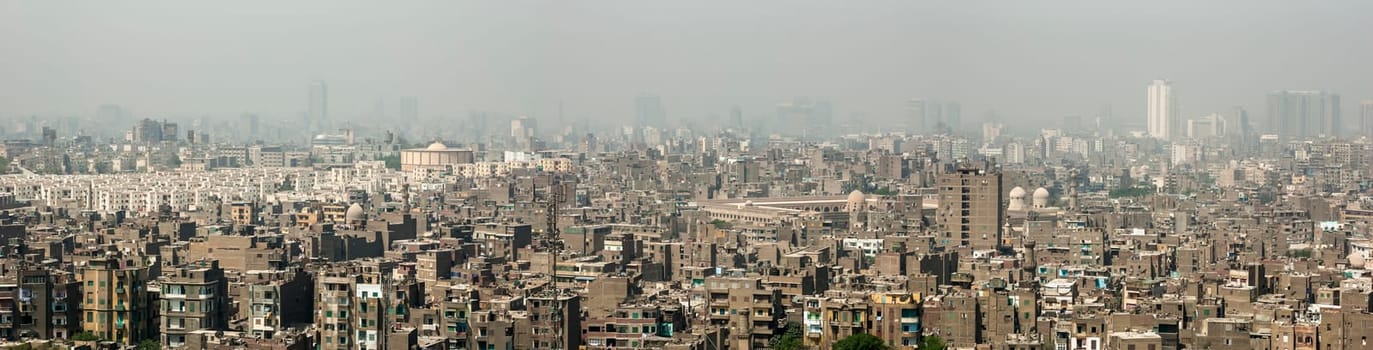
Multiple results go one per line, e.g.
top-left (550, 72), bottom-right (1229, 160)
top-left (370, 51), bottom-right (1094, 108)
top-left (5, 3), bottom-right (1373, 349)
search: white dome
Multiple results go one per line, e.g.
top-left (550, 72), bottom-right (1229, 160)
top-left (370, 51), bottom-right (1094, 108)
top-left (345, 203), bottom-right (365, 222)
top-left (1009, 187), bottom-right (1026, 199)
top-left (1350, 253), bottom-right (1366, 268)
top-left (425, 142), bottom-right (449, 151)
top-left (846, 190), bottom-right (866, 212)
top-left (847, 190), bottom-right (865, 204)
top-left (1032, 187), bottom-right (1050, 208)
top-left (1008, 187), bottom-right (1027, 211)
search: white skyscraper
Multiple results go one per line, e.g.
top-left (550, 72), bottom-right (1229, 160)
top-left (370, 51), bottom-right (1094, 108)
top-left (1147, 80), bottom-right (1178, 140)
top-left (308, 80), bottom-right (328, 132)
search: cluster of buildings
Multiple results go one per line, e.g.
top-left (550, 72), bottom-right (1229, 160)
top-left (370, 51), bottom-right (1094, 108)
top-left (0, 85), bottom-right (1371, 350)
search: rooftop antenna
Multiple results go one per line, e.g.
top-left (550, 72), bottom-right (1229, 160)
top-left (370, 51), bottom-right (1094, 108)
top-left (540, 176), bottom-right (567, 349)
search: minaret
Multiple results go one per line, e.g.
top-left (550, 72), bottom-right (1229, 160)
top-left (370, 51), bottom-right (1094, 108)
top-left (1067, 187), bottom-right (1078, 210)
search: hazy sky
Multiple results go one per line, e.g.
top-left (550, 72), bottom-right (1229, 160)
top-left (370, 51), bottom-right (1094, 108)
top-left (2, 1), bottom-right (1370, 127)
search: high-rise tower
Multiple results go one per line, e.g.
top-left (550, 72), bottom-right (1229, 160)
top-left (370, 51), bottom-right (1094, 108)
top-left (1265, 90), bottom-right (1341, 138)
top-left (308, 80), bottom-right (328, 132)
top-left (635, 94), bottom-right (665, 128)
top-left (936, 167), bottom-right (1005, 250)
top-left (907, 99), bottom-right (928, 133)
top-left (1147, 79), bottom-right (1178, 140)
top-left (1359, 99), bottom-right (1372, 139)
top-left (399, 96), bottom-right (418, 122)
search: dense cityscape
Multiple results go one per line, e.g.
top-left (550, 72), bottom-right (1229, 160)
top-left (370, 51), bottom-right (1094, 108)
top-left (4, 2), bottom-right (1373, 350)
top-left (2, 77), bottom-right (1373, 350)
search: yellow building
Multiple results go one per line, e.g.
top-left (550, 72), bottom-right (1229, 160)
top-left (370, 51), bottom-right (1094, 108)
top-left (80, 255), bottom-right (153, 344)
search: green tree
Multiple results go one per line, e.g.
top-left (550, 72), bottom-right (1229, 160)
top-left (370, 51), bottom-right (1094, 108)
top-left (834, 333), bottom-right (889, 350)
top-left (771, 321), bottom-right (803, 350)
top-left (1289, 249), bottom-right (1313, 259)
top-left (94, 161), bottom-right (113, 174)
top-left (920, 335), bottom-right (947, 350)
top-left (71, 332), bottom-right (100, 341)
top-left (137, 339), bottom-right (161, 350)
top-left (1109, 186), bottom-right (1153, 198)
top-left (710, 219), bottom-right (732, 229)
top-left (380, 154), bottom-right (402, 170)
top-left (870, 187), bottom-right (898, 196)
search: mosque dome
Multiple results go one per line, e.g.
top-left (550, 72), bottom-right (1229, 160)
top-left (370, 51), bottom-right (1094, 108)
top-left (846, 190), bottom-right (866, 211)
top-left (1009, 187), bottom-right (1026, 199)
top-left (425, 141), bottom-right (449, 151)
top-left (1032, 187), bottom-right (1050, 208)
top-left (1350, 253), bottom-right (1366, 268)
top-left (1008, 187), bottom-right (1027, 211)
top-left (847, 190), bottom-right (865, 204)
top-left (345, 203), bottom-right (365, 222)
